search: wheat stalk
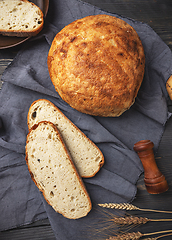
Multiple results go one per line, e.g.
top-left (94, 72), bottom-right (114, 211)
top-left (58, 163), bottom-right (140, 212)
top-left (85, 205), bottom-right (172, 240)
top-left (142, 239), bottom-right (157, 240)
top-left (98, 203), bottom-right (172, 214)
top-left (94, 204), bottom-right (172, 236)
top-left (106, 230), bottom-right (172, 240)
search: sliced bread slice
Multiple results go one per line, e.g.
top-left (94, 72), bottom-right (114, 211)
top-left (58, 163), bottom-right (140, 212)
top-left (0, 0), bottom-right (44, 37)
top-left (27, 99), bottom-right (104, 178)
top-left (25, 121), bottom-right (92, 219)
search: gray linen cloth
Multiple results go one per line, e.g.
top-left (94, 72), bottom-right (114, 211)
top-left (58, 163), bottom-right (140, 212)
top-left (0, 0), bottom-right (172, 239)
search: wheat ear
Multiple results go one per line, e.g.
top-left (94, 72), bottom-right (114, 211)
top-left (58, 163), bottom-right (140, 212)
top-left (98, 203), bottom-right (172, 214)
top-left (112, 216), bottom-right (172, 225)
top-left (107, 231), bottom-right (143, 240)
top-left (98, 203), bottom-right (139, 211)
top-left (107, 230), bottom-right (172, 240)
top-left (112, 216), bottom-right (148, 225)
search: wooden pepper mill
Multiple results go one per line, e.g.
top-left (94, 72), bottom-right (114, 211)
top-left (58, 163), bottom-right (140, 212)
top-left (133, 140), bottom-right (169, 194)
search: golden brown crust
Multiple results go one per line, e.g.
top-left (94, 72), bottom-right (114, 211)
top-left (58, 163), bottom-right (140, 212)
top-left (0, 0), bottom-right (44, 37)
top-left (166, 75), bottom-right (172, 100)
top-left (27, 99), bottom-right (104, 177)
top-left (48, 14), bottom-right (145, 117)
top-left (25, 121), bottom-right (92, 218)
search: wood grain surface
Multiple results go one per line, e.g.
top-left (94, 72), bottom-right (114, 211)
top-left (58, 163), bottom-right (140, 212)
top-left (0, 0), bottom-right (172, 239)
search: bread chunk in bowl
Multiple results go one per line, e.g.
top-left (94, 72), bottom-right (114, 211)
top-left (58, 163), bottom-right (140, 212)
top-left (0, 0), bottom-right (44, 37)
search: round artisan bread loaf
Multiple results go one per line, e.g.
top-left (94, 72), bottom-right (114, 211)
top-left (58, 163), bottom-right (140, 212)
top-left (47, 14), bottom-right (145, 117)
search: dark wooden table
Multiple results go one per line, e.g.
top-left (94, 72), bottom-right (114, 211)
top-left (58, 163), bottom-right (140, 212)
top-left (0, 0), bottom-right (172, 239)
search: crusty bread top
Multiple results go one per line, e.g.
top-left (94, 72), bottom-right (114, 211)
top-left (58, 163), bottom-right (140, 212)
top-left (25, 121), bottom-right (92, 219)
top-left (166, 75), bottom-right (172, 101)
top-left (0, 0), bottom-right (44, 37)
top-left (48, 14), bottom-right (145, 117)
top-left (27, 99), bottom-right (104, 178)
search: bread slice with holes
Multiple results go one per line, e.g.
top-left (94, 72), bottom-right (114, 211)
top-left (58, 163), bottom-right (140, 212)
top-left (25, 121), bottom-right (92, 219)
top-left (0, 0), bottom-right (44, 37)
top-left (27, 99), bottom-right (104, 178)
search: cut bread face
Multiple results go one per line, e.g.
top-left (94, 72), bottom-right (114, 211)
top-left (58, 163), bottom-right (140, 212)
top-left (25, 121), bottom-right (92, 219)
top-left (0, 0), bottom-right (44, 37)
top-left (27, 99), bottom-right (104, 178)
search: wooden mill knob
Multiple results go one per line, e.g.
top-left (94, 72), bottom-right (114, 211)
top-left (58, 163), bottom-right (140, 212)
top-left (133, 140), bottom-right (169, 194)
